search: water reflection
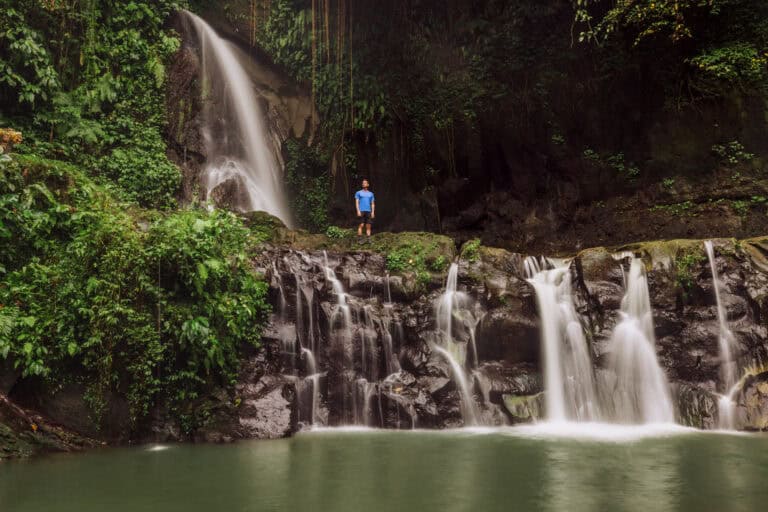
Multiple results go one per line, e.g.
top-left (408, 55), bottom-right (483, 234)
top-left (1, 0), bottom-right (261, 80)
top-left (543, 437), bottom-right (679, 512)
top-left (1, 430), bottom-right (767, 512)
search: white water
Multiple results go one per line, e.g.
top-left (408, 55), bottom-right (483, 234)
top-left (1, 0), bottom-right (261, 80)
top-left (523, 256), bottom-right (549, 279)
top-left (466, 307), bottom-right (482, 368)
top-left (434, 263), bottom-right (479, 425)
top-left (607, 258), bottom-right (675, 423)
top-left (361, 305), bottom-right (379, 381)
top-left (302, 347), bottom-right (317, 375)
top-left (181, 11), bottom-right (291, 224)
top-left (300, 347), bottom-right (320, 425)
top-left (705, 241), bottom-right (739, 429)
top-left (527, 255), bottom-right (674, 426)
top-left (272, 262), bottom-right (287, 316)
top-left (302, 286), bottom-right (316, 355)
top-left (433, 345), bottom-right (478, 425)
top-left (323, 252), bottom-right (353, 334)
top-left (381, 305), bottom-right (401, 376)
top-left (436, 264), bottom-right (467, 351)
top-left (527, 260), bottom-right (600, 422)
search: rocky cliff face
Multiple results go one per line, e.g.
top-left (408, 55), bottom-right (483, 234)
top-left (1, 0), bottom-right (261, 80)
top-left (5, 232), bottom-right (768, 457)
top-left (202, 233), bottom-right (768, 437)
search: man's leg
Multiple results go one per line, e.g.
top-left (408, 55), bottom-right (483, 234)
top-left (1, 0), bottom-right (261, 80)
top-left (366, 222), bottom-right (372, 237)
top-left (357, 223), bottom-right (364, 236)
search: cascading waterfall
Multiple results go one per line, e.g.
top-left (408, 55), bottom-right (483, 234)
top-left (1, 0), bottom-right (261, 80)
top-left (607, 258), bottom-right (675, 423)
top-left (705, 241), bottom-right (739, 429)
top-left (322, 251), bottom-right (375, 425)
top-left (381, 304), bottom-right (401, 376)
top-left (323, 252), bottom-right (353, 335)
top-left (527, 254), bottom-right (675, 425)
top-left (270, 246), bottom-right (701, 431)
top-left (292, 268), bottom-right (323, 427)
top-left (360, 305), bottom-right (380, 381)
top-left (180, 11), bottom-right (291, 224)
top-left (432, 345), bottom-right (478, 425)
top-left (434, 263), bottom-right (479, 425)
top-left (526, 259), bottom-right (600, 422)
top-left (272, 261), bottom-right (287, 316)
top-left (301, 348), bottom-right (320, 425)
top-left (466, 307), bottom-right (482, 368)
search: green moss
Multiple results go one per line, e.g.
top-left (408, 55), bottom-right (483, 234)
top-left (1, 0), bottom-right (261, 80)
top-left (613, 239), bottom-right (704, 269)
top-left (242, 211), bottom-right (287, 243)
top-left (502, 393), bottom-right (544, 422)
top-left (429, 255), bottom-right (449, 273)
top-left (325, 225), bottom-right (354, 240)
top-left (461, 238), bottom-right (482, 262)
top-left (649, 201), bottom-right (696, 217)
top-left (675, 250), bottom-right (706, 292)
top-left (378, 233), bottom-right (454, 283)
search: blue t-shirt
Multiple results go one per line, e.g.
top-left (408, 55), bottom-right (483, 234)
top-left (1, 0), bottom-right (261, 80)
top-left (355, 189), bottom-right (375, 212)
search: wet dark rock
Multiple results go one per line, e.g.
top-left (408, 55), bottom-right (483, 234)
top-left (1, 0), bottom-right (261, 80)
top-left (236, 381), bottom-right (294, 439)
top-left (0, 392), bottom-right (99, 459)
top-left (473, 362), bottom-right (542, 403)
top-left (476, 306), bottom-right (539, 364)
top-left (6, 233), bottom-right (768, 454)
top-left (209, 174), bottom-right (252, 212)
top-left (9, 383), bottom-right (104, 439)
top-left (443, 201), bottom-right (487, 231)
top-left (736, 371), bottom-right (768, 431)
top-left (244, 236), bottom-right (768, 432)
top-left (674, 383), bottom-right (718, 429)
top-left (379, 371), bottom-right (439, 428)
top-left (0, 359), bottom-right (19, 395)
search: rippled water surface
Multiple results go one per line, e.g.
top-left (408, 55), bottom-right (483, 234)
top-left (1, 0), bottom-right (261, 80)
top-left (2, 426), bottom-right (767, 512)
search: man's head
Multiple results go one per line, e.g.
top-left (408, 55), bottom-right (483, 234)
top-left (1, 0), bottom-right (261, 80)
top-left (361, 179), bottom-right (369, 190)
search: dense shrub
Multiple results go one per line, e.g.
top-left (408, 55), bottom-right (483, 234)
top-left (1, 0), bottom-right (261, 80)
top-left (0, 1), bottom-right (183, 209)
top-left (0, 155), bottom-right (269, 424)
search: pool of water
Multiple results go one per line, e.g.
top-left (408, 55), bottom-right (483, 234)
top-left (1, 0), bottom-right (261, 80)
top-left (2, 425), bottom-right (767, 512)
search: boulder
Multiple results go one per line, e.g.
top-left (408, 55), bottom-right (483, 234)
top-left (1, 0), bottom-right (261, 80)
top-left (736, 371), bottom-right (768, 431)
top-left (502, 393), bottom-right (545, 424)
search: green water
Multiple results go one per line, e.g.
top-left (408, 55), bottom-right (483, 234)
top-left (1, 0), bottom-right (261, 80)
top-left (2, 427), bottom-right (767, 512)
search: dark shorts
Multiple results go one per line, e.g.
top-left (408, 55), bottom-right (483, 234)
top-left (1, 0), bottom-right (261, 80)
top-left (357, 211), bottom-right (373, 225)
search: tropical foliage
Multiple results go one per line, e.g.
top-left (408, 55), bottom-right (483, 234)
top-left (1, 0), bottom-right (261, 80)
top-left (0, 154), bottom-right (269, 425)
top-left (0, 0), bottom-right (183, 208)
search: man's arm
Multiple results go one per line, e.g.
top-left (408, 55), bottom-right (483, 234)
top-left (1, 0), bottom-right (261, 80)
top-left (371, 199), bottom-right (375, 218)
top-left (356, 198), bottom-right (361, 216)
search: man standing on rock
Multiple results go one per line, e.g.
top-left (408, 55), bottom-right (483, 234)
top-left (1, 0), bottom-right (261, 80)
top-left (355, 178), bottom-right (375, 243)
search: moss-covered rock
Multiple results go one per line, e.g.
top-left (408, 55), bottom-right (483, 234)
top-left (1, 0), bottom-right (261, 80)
top-left (502, 393), bottom-right (544, 423)
top-left (612, 238), bottom-right (707, 270)
top-left (265, 228), bottom-right (455, 294)
top-left (242, 210), bottom-right (288, 242)
top-left (0, 422), bottom-right (35, 459)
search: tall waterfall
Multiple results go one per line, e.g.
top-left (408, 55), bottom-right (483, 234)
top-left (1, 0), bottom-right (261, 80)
top-left (180, 10), bottom-right (291, 224)
top-left (607, 258), bottom-right (674, 423)
top-left (527, 260), bottom-right (600, 422)
top-left (705, 241), bottom-right (739, 429)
